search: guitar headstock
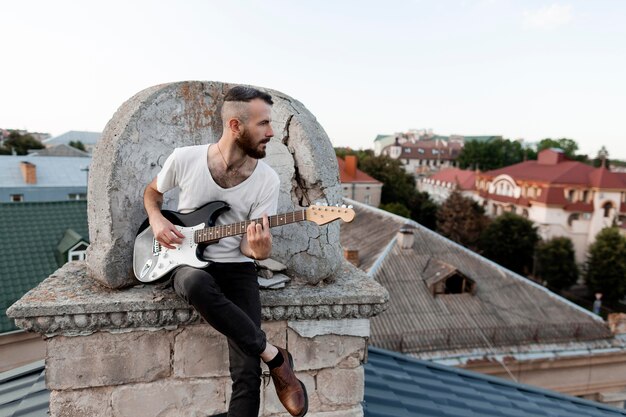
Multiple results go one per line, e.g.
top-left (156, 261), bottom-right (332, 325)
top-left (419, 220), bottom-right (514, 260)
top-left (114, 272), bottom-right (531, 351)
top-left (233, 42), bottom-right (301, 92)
top-left (305, 203), bottom-right (355, 225)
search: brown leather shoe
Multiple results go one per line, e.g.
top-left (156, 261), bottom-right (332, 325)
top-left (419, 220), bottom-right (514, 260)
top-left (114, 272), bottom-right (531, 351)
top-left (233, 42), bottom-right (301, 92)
top-left (269, 347), bottom-right (308, 417)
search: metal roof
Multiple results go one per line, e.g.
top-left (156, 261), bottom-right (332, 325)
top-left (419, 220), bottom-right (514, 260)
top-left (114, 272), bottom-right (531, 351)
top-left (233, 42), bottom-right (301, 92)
top-left (0, 360), bottom-right (48, 417)
top-left (42, 131), bottom-right (100, 146)
top-left (0, 155), bottom-right (91, 188)
top-left (0, 201), bottom-right (88, 333)
top-left (340, 200), bottom-right (612, 355)
top-left (364, 346), bottom-right (626, 417)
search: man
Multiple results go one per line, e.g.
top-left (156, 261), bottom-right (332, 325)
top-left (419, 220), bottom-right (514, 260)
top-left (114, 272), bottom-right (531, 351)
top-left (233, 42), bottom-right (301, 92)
top-left (143, 86), bottom-right (308, 417)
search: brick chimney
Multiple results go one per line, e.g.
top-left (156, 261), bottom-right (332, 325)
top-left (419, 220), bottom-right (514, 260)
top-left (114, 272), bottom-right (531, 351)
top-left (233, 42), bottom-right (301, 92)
top-left (344, 248), bottom-right (359, 266)
top-left (20, 161), bottom-right (37, 184)
top-left (537, 149), bottom-right (565, 165)
top-left (609, 313), bottom-right (626, 335)
top-left (345, 155), bottom-right (357, 178)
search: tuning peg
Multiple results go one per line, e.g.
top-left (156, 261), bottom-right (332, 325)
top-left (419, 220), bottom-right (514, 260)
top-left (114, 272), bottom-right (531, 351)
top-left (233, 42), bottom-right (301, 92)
top-left (316, 202), bottom-right (322, 206)
top-left (341, 204), bottom-right (346, 208)
top-left (348, 205), bottom-right (353, 209)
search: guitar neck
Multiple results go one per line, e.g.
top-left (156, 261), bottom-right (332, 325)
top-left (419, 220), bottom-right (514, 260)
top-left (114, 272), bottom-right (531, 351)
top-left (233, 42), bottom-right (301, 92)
top-left (194, 210), bottom-right (307, 244)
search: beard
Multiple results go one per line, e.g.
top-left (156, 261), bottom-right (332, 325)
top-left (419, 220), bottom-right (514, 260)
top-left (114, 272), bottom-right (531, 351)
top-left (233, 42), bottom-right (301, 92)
top-left (236, 130), bottom-right (268, 159)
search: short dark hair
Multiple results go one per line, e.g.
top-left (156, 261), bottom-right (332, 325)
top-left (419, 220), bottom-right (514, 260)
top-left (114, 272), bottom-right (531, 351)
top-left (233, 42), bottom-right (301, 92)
top-left (224, 86), bottom-right (273, 105)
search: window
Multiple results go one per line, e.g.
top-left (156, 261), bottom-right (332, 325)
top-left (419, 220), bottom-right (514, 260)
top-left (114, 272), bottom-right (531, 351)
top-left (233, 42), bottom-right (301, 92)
top-left (364, 195), bottom-right (371, 205)
top-left (603, 202), bottom-right (613, 218)
top-left (522, 209), bottom-right (529, 218)
top-left (10, 194), bottom-right (23, 202)
top-left (567, 190), bottom-right (575, 202)
top-left (68, 193), bottom-right (87, 201)
top-left (417, 148), bottom-right (425, 154)
top-left (403, 147), bottom-right (411, 153)
top-left (583, 190), bottom-right (589, 203)
top-left (68, 242), bottom-right (88, 262)
top-left (567, 213), bottom-right (580, 226)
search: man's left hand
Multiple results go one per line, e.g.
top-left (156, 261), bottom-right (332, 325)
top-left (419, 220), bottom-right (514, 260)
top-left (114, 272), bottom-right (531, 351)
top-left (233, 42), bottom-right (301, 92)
top-left (245, 213), bottom-right (272, 260)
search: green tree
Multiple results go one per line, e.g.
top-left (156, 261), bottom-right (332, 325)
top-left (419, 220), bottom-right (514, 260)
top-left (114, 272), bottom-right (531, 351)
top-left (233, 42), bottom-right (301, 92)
top-left (585, 227), bottom-right (626, 303)
top-left (535, 237), bottom-right (579, 290)
top-left (0, 131), bottom-right (44, 155)
top-left (379, 202), bottom-right (411, 218)
top-left (409, 191), bottom-right (438, 230)
top-left (479, 212), bottom-right (540, 275)
top-left (457, 138), bottom-right (536, 171)
top-left (69, 140), bottom-right (87, 152)
top-left (436, 190), bottom-right (489, 251)
top-left (358, 154), bottom-right (416, 207)
top-left (537, 138), bottom-right (588, 162)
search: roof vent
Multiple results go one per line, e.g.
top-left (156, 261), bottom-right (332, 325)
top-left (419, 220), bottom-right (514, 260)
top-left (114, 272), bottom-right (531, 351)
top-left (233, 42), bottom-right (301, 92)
top-left (397, 226), bottom-right (415, 249)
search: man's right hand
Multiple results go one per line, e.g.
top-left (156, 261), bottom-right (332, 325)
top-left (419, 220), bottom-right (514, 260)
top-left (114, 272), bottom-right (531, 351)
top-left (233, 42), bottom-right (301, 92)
top-left (150, 215), bottom-right (185, 249)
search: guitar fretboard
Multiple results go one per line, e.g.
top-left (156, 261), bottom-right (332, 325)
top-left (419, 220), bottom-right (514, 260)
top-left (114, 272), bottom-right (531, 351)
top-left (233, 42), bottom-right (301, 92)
top-left (193, 210), bottom-right (306, 244)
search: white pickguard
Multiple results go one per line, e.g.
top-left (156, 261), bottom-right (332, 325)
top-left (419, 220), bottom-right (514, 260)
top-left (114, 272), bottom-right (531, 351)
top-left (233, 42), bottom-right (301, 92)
top-left (133, 223), bottom-right (208, 282)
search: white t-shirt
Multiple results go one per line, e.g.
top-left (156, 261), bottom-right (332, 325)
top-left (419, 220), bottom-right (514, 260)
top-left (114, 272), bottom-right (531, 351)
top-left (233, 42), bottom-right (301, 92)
top-left (156, 144), bottom-right (280, 263)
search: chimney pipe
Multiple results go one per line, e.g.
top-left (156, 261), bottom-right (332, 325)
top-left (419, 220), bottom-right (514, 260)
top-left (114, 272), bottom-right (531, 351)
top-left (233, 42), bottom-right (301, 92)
top-left (20, 161), bottom-right (37, 184)
top-left (397, 226), bottom-right (415, 249)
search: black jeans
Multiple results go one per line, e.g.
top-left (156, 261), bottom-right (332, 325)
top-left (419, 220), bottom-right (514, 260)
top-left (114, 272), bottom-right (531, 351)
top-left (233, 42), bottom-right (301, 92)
top-left (172, 262), bottom-right (267, 417)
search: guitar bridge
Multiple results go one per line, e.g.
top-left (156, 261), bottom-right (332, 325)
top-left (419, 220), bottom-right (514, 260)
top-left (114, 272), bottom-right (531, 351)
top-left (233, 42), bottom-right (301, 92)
top-left (152, 238), bottom-right (161, 256)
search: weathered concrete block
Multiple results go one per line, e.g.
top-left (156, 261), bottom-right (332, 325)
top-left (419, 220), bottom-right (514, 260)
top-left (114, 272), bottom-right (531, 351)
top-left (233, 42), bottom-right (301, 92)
top-left (317, 367), bottom-right (364, 407)
top-left (263, 320), bottom-right (288, 348)
top-left (173, 325), bottom-right (230, 378)
top-left (47, 331), bottom-right (171, 389)
top-left (304, 407), bottom-right (364, 417)
top-left (49, 387), bottom-right (114, 417)
top-left (87, 81), bottom-right (343, 289)
top-left (111, 378), bottom-right (229, 417)
top-left (287, 328), bottom-right (366, 371)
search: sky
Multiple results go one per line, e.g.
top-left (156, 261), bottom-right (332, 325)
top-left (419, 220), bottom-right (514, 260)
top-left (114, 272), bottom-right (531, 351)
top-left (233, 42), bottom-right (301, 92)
top-left (2, 0), bottom-right (625, 159)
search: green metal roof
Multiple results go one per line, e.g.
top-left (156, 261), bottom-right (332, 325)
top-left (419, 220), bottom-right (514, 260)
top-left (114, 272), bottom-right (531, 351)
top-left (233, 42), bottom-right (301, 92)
top-left (463, 135), bottom-right (503, 142)
top-left (0, 201), bottom-right (88, 333)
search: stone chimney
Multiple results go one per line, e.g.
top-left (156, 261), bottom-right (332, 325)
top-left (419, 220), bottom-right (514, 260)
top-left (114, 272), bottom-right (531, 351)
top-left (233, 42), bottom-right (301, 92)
top-left (344, 248), bottom-right (359, 267)
top-left (7, 81), bottom-right (388, 417)
top-left (397, 225), bottom-right (415, 249)
top-left (345, 155), bottom-right (357, 178)
top-left (20, 161), bottom-right (37, 184)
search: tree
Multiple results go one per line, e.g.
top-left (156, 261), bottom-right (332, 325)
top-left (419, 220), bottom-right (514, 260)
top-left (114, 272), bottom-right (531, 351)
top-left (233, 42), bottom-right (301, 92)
top-left (69, 140), bottom-right (87, 152)
top-left (479, 212), bottom-right (540, 275)
top-left (535, 237), bottom-right (578, 290)
top-left (379, 202), bottom-right (411, 218)
top-left (408, 191), bottom-right (438, 230)
top-left (585, 227), bottom-right (626, 303)
top-left (436, 190), bottom-right (489, 251)
top-left (537, 138), bottom-right (588, 163)
top-left (457, 138), bottom-right (535, 171)
top-left (358, 154), bottom-right (416, 207)
top-left (0, 131), bottom-right (44, 155)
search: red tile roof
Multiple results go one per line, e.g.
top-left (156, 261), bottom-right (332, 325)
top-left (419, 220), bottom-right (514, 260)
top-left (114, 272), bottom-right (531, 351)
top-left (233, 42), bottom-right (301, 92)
top-left (429, 168), bottom-right (476, 190)
top-left (481, 150), bottom-right (626, 189)
top-left (337, 156), bottom-right (381, 184)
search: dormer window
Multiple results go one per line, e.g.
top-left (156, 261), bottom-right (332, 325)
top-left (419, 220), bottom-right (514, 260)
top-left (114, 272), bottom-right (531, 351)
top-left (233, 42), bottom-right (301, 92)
top-left (423, 260), bottom-right (477, 296)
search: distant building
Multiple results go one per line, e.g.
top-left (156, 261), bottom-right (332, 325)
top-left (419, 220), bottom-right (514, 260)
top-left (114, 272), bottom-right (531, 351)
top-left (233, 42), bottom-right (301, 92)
top-left (42, 131), bottom-right (101, 153)
top-left (337, 155), bottom-right (382, 207)
top-left (28, 144), bottom-right (91, 157)
top-left (0, 155), bottom-right (90, 202)
top-left (417, 167), bottom-right (476, 203)
top-left (374, 130), bottom-right (501, 177)
top-left (476, 148), bottom-right (626, 262)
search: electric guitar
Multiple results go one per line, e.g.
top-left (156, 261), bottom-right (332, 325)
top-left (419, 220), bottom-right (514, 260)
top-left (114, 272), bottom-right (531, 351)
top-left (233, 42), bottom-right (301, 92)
top-left (133, 200), bottom-right (355, 283)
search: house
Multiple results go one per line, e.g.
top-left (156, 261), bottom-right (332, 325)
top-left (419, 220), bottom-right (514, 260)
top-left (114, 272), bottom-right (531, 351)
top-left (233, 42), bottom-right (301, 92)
top-left (417, 167), bottom-right (477, 203)
top-left (380, 137), bottom-right (463, 175)
top-left (42, 131), bottom-right (100, 153)
top-left (475, 148), bottom-right (626, 262)
top-left (341, 199), bottom-right (626, 407)
top-left (0, 155), bottom-right (90, 202)
top-left (337, 155), bottom-right (382, 206)
top-left (0, 201), bottom-right (88, 371)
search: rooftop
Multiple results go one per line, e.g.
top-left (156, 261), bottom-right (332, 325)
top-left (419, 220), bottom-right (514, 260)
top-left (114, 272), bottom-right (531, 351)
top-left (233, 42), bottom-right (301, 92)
top-left (340, 200), bottom-right (613, 355)
top-left (0, 201), bottom-right (88, 333)
top-left (0, 155), bottom-right (91, 188)
top-left (42, 131), bottom-right (101, 147)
